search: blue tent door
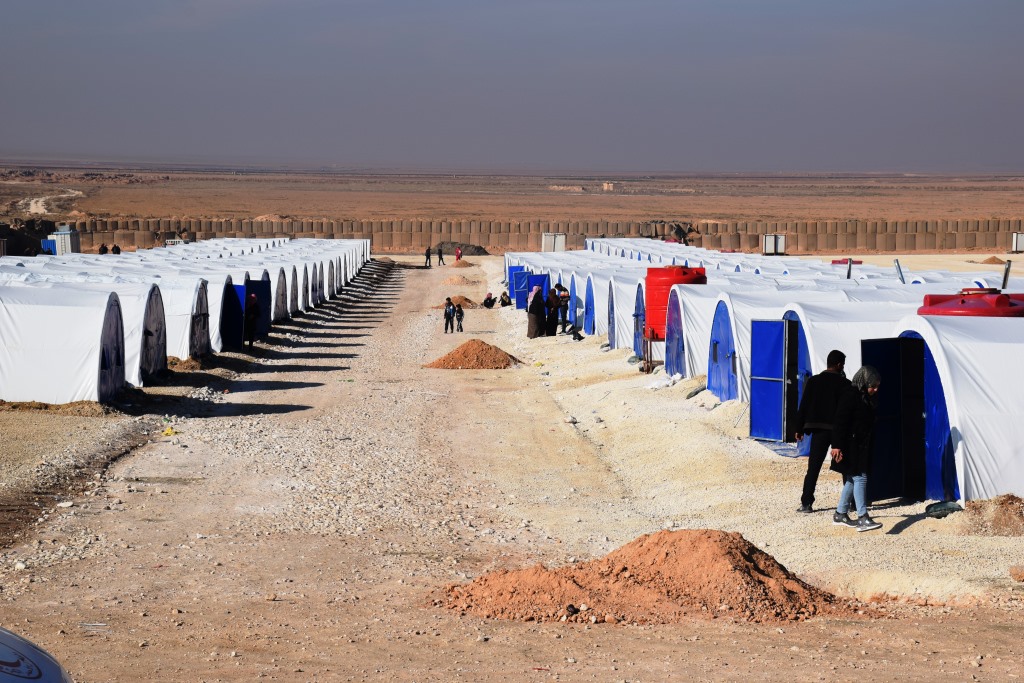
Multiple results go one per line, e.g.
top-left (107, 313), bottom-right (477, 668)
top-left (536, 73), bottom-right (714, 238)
top-left (508, 264), bottom-right (526, 292)
top-left (860, 337), bottom-right (926, 503)
top-left (749, 319), bottom-right (799, 441)
top-left (707, 300), bottom-right (738, 401)
top-left (633, 286), bottom-right (646, 357)
top-left (512, 270), bottom-right (531, 309)
top-left (583, 279), bottom-right (595, 335)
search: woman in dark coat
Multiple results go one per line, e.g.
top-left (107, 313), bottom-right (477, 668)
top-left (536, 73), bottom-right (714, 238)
top-left (527, 286), bottom-right (545, 338)
top-left (544, 288), bottom-right (560, 336)
top-left (830, 365), bottom-right (883, 532)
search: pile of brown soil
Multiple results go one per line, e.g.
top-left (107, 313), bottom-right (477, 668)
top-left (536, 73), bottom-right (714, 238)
top-left (980, 255), bottom-right (1006, 265)
top-left (443, 275), bottom-right (479, 286)
top-left (443, 529), bottom-right (848, 624)
top-left (167, 356), bottom-right (207, 372)
top-left (432, 295), bottom-right (479, 309)
top-left (375, 256), bottom-right (395, 263)
top-left (0, 400), bottom-right (110, 417)
top-left (964, 494), bottom-right (1024, 536)
top-left (423, 339), bottom-right (520, 370)
top-left (451, 260), bottom-right (475, 268)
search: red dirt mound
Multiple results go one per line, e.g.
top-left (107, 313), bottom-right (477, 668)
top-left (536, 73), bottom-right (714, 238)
top-left (451, 260), bottom-right (475, 268)
top-left (424, 339), bottom-right (520, 370)
top-left (433, 295), bottom-right (479, 309)
top-left (980, 255), bottom-right (1006, 265)
top-left (964, 494), bottom-right (1024, 536)
top-left (443, 529), bottom-right (850, 624)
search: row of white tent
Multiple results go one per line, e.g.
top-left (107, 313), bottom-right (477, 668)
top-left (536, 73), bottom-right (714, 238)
top-left (504, 239), bottom-right (1024, 504)
top-left (0, 238), bottom-right (371, 405)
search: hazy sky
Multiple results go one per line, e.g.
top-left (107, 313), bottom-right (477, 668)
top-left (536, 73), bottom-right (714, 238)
top-left (2, 0), bottom-right (1021, 173)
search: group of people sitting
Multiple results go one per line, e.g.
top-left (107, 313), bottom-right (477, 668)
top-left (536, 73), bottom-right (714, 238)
top-left (526, 284), bottom-right (572, 338)
top-left (481, 291), bottom-right (512, 309)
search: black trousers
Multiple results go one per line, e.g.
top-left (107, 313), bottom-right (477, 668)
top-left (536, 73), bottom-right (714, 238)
top-left (801, 429), bottom-right (833, 507)
top-left (444, 317), bottom-right (454, 333)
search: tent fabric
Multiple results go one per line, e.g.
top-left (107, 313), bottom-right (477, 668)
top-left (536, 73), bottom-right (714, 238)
top-left (708, 290), bottom-right (852, 402)
top-left (781, 301), bottom-right (920, 374)
top-left (0, 286), bottom-right (125, 403)
top-left (894, 315), bottom-right (1024, 502)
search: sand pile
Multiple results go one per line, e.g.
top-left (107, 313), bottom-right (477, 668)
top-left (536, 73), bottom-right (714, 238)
top-left (424, 339), bottom-right (520, 370)
top-left (980, 256), bottom-right (1006, 265)
top-left (443, 275), bottom-right (479, 286)
top-left (443, 530), bottom-right (847, 624)
top-left (964, 494), bottom-right (1024, 536)
top-left (433, 295), bottom-right (479, 309)
top-left (451, 260), bottom-right (475, 269)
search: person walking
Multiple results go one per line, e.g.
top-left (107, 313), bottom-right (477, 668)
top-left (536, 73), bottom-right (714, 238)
top-left (424, 246), bottom-right (432, 268)
top-left (830, 366), bottom-right (883, 532)
top-left (443, 297), bottom-right (456, 334)
top-left (526, 286), bottom-right (545, 338)
top-left (455, 246), bottom-right (463, 261)
top-left (244, 293), bottom-right (261, 350)
top-left (455, 303), bottom-right (464, 332)
top-left (793, 350), bottom-right (849, 513)
top-left (436, 246), bottom-right (445, 265)
top-left (544, 287), bottom-right (560, 336)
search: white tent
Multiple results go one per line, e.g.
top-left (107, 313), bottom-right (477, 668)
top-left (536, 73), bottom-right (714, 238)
top-left (0, 286), bottom-right (126, 403)
top-left (894, 315), bottom-right (1024, 501)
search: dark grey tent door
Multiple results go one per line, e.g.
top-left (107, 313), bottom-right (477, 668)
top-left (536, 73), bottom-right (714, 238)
top-left (860, 337), bottom-right (926, 503)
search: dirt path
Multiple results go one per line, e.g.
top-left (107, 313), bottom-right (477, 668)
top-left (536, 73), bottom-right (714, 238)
top-left (15, 187), bottom-right (83, 215)
top-left (0, 258), bottom-right (1022, 682)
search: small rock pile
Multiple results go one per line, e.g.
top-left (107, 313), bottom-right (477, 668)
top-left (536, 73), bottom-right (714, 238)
top-left (424, 339), bottom-right (520, 370)
top-left (443, 529), bottom-right (850, 624)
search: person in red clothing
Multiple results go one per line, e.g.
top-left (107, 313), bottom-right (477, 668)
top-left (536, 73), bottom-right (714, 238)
top-left (455, 246), bottom-right (463, 261)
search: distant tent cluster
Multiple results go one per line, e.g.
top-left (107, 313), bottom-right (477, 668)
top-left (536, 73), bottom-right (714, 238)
top-left (505, 238), bottom-right (1024, 504)
top-left (0, 238), bottom-right (371, 404)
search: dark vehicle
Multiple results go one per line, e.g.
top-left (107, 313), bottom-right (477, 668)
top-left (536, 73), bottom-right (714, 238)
top-left (0, 627), bottom-right (73, 682)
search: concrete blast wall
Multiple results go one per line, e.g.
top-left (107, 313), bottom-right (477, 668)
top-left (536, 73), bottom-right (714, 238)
top-left (69, 218), bottom-right (1023, 253)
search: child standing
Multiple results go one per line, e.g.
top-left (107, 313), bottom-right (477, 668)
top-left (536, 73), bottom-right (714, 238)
top-left (443, 297), bottom-right (456, 333)
top-left (455, 303), bottom-right (465, 332)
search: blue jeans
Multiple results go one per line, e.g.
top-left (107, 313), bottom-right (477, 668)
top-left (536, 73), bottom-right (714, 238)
top-left (837, 473), bottom-right (869, 517)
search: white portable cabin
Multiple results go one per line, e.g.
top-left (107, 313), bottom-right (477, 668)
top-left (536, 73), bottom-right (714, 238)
top-left (0, 286), bottom-right (126, 403)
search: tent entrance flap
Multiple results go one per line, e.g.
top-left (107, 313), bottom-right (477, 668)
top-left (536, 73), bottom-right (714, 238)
top-left (749, 319), bottom-right (799, 441)
top-left (707, 300), bottom-right (738, 401)
top-left (860, 337), bottom-right (926, 503)
top-left (512, 270), bottom-right (530, 309)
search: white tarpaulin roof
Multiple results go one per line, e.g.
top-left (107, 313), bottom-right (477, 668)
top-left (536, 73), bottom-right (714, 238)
top-left (782, 301), bottom-right (920, 373)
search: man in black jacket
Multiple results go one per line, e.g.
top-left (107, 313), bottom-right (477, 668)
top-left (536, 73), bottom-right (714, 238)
top-left (793, 349), bottom-right (849, 512)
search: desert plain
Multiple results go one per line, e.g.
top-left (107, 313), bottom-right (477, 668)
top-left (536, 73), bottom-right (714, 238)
top-left (0, 171), bottom-right (1023, 681)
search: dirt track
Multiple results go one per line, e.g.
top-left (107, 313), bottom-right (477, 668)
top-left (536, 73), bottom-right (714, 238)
top-left (1, 257), bottom-right (1023, 682)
